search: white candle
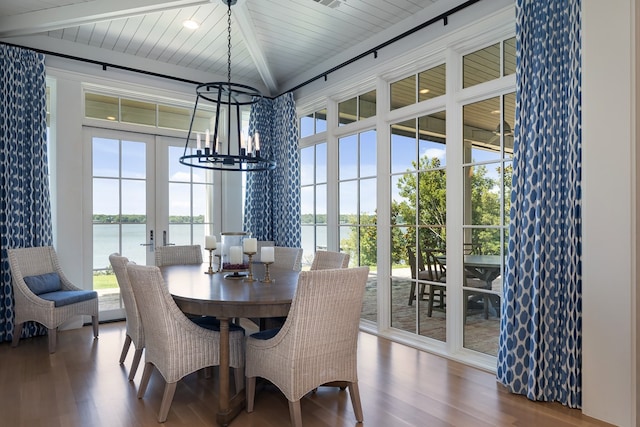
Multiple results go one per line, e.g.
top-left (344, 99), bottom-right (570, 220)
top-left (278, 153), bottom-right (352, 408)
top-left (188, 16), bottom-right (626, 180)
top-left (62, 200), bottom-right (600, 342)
top-left (229, 246), bottom-right (243, 265)
top-left (205, 129), bottom-right (210, 148)
top-left (205, 235), bottom-right (216, 250)
top-left (243, 237), bottom-right (257, 253)
top-left (261, 246), bottom-right (274, 263)
top-left (196, 132), bottom-right (202, 150)
top-left (254, 133), bottom-right (260, 151)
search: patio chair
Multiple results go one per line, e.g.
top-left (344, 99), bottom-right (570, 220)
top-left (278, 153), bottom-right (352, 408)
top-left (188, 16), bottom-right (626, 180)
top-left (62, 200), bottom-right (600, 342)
top-left (7, 246), bottom-right (99, 353)
top-left (423, 249), bottom-right (447, 316)
top-left (126, 263), bottom-right (245, 423)
top-left (246, 267), bottom-right (369, 427)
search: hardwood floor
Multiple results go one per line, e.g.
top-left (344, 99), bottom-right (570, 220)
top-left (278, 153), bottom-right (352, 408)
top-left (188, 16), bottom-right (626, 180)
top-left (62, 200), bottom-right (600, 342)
top-left (0, 322), bottom-right (613, 427)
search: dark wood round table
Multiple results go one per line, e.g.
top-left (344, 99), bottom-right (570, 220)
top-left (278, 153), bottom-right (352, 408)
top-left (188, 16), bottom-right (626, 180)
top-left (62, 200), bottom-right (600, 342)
top-left (160, 263), bottom-right (300, 426)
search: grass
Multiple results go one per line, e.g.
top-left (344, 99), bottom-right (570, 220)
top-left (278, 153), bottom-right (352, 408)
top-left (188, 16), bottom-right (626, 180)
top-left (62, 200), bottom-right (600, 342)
top-left (93, 273), bottom-right (117, 290)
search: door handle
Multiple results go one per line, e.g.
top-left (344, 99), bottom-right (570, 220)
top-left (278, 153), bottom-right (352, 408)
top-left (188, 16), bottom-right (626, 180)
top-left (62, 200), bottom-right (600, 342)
top-left (163, 230), bottom-right (175, 246)
top-left (140, 229), bottom-right (154, 251)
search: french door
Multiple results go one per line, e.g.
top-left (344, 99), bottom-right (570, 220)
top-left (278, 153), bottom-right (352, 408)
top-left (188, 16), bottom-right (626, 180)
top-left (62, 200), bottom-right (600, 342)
top-left (87, 128), bottom-right (217, 320)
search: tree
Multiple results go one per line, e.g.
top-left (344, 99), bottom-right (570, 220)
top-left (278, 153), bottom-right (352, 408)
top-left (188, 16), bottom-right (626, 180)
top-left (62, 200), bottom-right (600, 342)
top-left (340, 154), bottom-right (506, 266)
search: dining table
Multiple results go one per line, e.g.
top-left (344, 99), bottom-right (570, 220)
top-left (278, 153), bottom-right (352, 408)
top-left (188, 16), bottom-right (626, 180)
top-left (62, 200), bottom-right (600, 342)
top-left (461, 254), bottom-right (503, 288)
top-left (160, 262), bottom-right (300, 426)
top-left (436, 254), bottom-right (503, 319)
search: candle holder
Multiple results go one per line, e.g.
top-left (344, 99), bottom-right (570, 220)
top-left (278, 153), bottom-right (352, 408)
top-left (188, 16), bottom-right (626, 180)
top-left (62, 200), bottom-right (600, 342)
top-left (215, 254), bottom-right (222, 273)
top-left (261, 261), bottom-right (273, 283)
top-left (244, 252), bottom-right (256, 282)
top-left (205, 248), bottom-right (217, 275)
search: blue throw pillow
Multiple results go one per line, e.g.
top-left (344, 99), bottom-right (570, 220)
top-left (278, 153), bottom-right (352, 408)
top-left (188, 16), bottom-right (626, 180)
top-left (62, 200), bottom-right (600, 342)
top-left (23, 272), bottom-right (62, 295)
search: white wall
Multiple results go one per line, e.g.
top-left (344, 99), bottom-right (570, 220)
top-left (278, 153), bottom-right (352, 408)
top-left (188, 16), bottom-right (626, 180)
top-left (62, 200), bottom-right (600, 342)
top-left (582, 1), bottom-right (636, 426)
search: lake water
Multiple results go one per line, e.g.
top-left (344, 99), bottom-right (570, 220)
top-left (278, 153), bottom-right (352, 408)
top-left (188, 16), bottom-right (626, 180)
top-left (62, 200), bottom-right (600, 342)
top-left (93, 223), bottom-right (206, 269)
top-left (95, 223), bottom-right (321, 270)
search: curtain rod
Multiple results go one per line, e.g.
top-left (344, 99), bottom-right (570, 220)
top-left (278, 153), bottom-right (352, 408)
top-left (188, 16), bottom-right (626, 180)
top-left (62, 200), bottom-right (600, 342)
top-left (0, 41), bottom-right (202, 86)
top-left (1, 0), bottom-right (482, 96)
top-left (280, 0), bottom-right (483, 96)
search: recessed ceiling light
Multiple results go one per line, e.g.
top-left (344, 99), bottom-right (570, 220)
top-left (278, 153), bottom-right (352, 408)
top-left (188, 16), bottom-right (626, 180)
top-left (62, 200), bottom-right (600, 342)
top-left (183, 20), bottom-right (200, 30)
top-left (106, 116), bottom-right (116, 121)
top-left (419, 88), bottom-right (430, 94)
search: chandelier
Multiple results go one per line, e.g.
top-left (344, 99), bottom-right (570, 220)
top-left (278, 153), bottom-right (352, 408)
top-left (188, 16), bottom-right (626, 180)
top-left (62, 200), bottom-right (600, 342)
top-left (180, 0), bottom-right (276, 172)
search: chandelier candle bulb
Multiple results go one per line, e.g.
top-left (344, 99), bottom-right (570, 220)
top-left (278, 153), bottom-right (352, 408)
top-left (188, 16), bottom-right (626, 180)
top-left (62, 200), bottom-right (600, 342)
top-left (243, 238), bottom-right (257, 253)
top-left (261, 246), bottom-right (275, 263)
top-left (229, 246), bottom-right (243, 265)
top-left (205, 235), bottom-right (217, 250)
top-left (196, 133), bottom-right (202, 151)
top-left (205, 129), bottom-right (210, 149)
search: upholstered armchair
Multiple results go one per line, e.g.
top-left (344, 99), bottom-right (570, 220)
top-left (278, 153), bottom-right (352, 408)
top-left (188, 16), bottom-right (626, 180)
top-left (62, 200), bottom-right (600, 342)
top-left (8, 246), bottom-right (99, 353)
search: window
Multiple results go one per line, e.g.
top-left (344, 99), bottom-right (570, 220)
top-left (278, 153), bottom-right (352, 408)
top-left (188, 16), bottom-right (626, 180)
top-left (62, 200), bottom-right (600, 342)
top-left (338, 130), bottom-right (377, 265)
top-left (300, 109), bottom-right (327, 137)
top-left (337, 130), bottom-right (378, 321)
top-left (463, 37), bottom-right (516, 88)
top-left (461, 92), bottom-right (513, 355)
top-left (300, 143), bottom-right (327, 267)
top-left (390, 63), bottom-right (446, 110)
top-left (390, 112), bottom-right (447, 339)
top-left (167, 145), bottom-right (215, 246)
top-left (84, 92), bottom-right (214, 133)
top-left (297, 31), bottom-right (515, 363)
top-left (338, 90), bottom-right (376, 126)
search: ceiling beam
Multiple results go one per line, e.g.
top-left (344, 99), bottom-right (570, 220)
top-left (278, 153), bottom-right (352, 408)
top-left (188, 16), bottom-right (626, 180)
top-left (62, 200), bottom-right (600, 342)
top-left (0, 0), bottom-right (212, 37)
top-left (233, 2), bottom-right (278, 95)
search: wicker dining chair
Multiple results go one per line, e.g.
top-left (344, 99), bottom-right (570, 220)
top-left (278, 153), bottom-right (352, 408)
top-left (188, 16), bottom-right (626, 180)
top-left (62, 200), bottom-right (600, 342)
top-left (125, 263), bottom-right (245, 423)
top-left (154, 244), bottom-right (203, 267)
top-left (273, 246), bottom-right (303, 271)
top-left (109, 253), bottom-right (144, 381)
top-left (309, 250), bottom-right (350, 270)
top-left (246, 267), bottom-right (369, 427)
top-left (7, 246), bottom-right (99, 353)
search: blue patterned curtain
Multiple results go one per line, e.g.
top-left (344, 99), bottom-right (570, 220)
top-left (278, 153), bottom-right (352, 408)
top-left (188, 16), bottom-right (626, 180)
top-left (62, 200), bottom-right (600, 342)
top-left (244, 92), bottom-right (301, 247)
top-left (0, 45), bottom-right (52, 343)
top-left (497, 0), bottom-right (582, 408)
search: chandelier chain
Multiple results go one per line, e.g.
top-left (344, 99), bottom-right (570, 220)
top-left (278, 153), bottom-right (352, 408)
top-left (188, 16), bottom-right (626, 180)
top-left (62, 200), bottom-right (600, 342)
top-left (227, 3), bottom-right (232, 87)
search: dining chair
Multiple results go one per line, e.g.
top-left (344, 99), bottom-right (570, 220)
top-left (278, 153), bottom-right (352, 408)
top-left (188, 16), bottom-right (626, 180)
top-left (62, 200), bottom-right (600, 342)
top-left (109, 253), bottom-right (144, 381)
top-left (274, 246), bottom-right (303, 271)
top-left (125, 263), bottom-right (245, 423)
top-left (406, 246), bottom-right (429, 305)
top-left (423, 249), bottom-right (447, 317)
top-left (154, 244), bottom-right (203, 266)
top-left (245, 266), bottom-right (370, 427)
top-left (7, 246), bottom-right (99, 353)
top-left (309, 250), bottom-right (350, 270)
top-left (251, 246), bottom-right (303, 330)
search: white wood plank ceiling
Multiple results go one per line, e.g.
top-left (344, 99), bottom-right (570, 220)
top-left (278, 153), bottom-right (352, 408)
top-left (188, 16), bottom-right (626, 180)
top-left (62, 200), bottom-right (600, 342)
top-left (0, 0), bottom-right (473, 96)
